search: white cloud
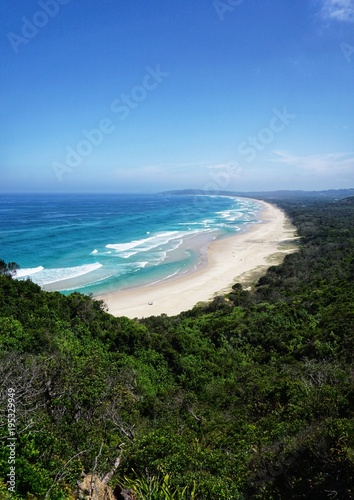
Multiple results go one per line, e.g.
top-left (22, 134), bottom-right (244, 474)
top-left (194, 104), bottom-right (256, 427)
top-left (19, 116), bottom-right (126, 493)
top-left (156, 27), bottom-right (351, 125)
top-left (130, 161), bottom-right (241, 173)
top-left (321, 0), bottom-right (354, 23)
top-left (271, 150), bottom-right (354, 174)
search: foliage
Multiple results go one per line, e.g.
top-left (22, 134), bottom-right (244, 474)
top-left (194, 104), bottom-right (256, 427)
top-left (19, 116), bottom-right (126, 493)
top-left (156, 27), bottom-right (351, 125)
top-left (120, 472), bottom-right (198, 499)
top-left (0, 259), bottom-right (19, 278)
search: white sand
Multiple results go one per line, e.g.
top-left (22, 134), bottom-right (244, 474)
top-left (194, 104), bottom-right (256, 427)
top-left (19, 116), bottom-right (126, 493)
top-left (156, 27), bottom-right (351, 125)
top-left (95, 200), bottom-right (297, 318)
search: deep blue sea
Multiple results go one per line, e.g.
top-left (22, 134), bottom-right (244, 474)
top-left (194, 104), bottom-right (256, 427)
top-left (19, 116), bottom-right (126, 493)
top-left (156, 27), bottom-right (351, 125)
top-left (0, 193), bottom-right (262, 295)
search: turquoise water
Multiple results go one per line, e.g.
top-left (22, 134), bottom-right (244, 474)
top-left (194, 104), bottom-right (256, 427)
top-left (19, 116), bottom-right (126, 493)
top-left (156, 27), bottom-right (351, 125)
top-left (0, 193), bottom-right (262, 295)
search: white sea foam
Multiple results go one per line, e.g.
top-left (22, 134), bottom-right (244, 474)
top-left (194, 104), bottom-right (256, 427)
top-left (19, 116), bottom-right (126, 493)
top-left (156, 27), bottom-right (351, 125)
top-left (105, 231), bottom-right (190, 259)
top-left (91, 249), bottom-right (99, 254)
top-left (215, 208), bottom-right (257, 224)
top-left (147, 250), bottom-right (168, 266)
top-left (144, 267), bottom-right (182, 286)
top-left (63, 274), bottom-right (113, 291)
top-left (15, 266), bottom-right (44, 278)
top-left (17, 263), bottom-right (103, 286)
top-left (216, 209), bottom-right (242, 219)
top-left (136, 261), bottom-right (149, 268)
top-left (178, 222), bottom-right (203, 226)
top-left (201, 219), bottom-right (216, 226)
top-left (106, 231), bottom-right (178, 253)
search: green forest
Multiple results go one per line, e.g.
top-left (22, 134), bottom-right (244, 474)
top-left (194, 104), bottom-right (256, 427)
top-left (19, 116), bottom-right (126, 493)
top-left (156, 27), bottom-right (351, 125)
top-left (1, 196), bottom-right (354, 499)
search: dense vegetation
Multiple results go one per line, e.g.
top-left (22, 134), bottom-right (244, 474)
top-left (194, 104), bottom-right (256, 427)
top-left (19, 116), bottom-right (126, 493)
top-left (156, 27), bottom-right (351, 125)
top-left (1, 197), bottom-right (354, 499)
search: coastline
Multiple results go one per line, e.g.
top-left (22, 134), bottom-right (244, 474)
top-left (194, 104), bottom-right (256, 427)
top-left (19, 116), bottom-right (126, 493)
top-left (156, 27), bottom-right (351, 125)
top-left (95, 200), bottom-right (298, 318)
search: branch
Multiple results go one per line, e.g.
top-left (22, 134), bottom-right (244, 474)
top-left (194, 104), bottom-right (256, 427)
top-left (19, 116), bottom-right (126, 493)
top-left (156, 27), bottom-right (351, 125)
top-left (102, 445), bottom-right (125, 485)
top-left (44, 449), bottom-right (89, 499)
top-left (90, 442), bottom-right (104, 496)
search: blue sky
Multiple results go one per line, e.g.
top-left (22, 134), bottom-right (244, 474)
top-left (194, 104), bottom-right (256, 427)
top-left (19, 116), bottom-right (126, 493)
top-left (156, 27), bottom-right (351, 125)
top-left (1, 0), bottom-right (354, 193)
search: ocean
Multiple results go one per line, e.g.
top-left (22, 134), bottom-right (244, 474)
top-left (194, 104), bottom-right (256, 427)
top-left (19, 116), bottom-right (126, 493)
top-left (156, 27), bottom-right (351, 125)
top-left (0, 193), bottom-right (262, 296)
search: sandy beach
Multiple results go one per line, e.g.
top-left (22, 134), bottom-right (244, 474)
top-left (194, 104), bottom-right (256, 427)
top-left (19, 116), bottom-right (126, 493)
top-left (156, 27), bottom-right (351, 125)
top-left (96, 200), bottom-right (298, 318)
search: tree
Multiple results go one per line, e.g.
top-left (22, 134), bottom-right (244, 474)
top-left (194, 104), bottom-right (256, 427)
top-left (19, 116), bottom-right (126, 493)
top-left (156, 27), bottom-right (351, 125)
top-left (0, 260), bottom-right (19, 278)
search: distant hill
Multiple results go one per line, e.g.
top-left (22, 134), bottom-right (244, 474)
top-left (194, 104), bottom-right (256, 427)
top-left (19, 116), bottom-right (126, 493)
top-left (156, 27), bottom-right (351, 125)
top-left (338, 195), bottom-right (354, 205)
top-left (160, 188), bottom-right (354, 201)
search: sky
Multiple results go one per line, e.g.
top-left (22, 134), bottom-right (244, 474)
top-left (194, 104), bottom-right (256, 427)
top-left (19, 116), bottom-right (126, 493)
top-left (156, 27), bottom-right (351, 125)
top-left (1, 0), bottom-right (354, 193)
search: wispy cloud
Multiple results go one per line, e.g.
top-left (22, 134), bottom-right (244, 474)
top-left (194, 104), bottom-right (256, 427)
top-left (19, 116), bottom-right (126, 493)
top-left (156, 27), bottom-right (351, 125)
top-left (271, 150), bottom-right (354, 174)
top-left (321, 0), bottom-right (354, 23)
top-left (131, 161), bottom-right (241, 173)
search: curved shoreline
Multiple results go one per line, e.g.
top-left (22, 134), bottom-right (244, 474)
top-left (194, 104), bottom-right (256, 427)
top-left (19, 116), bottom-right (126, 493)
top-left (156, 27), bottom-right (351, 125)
top-left (95, 200), bottom-right (298, 318)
